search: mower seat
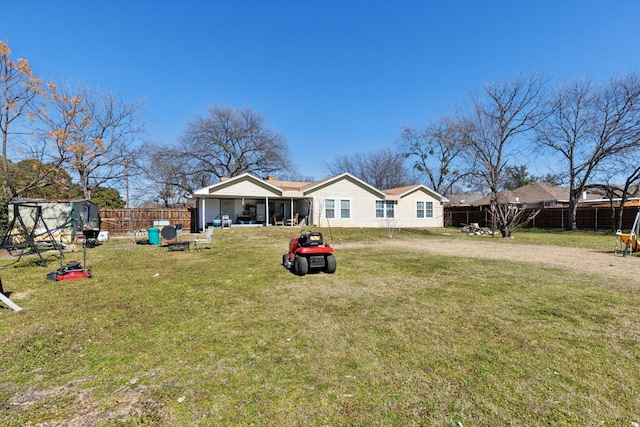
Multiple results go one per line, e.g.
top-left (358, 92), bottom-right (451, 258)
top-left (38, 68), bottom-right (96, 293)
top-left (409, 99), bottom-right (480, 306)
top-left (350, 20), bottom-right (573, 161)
top-left (299, 232), bottom-right (323, 247)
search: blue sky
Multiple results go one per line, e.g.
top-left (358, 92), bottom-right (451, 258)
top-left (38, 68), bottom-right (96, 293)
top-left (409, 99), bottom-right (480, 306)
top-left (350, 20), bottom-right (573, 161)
top-left (3, 1), bottom-right (640, 178)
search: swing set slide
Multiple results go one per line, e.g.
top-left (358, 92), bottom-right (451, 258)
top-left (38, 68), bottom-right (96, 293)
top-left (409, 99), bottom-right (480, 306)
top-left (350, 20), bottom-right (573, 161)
top-left (616, 209), bottom-right (640, 256)
top-left (616, 232), bottom-right (638, 252)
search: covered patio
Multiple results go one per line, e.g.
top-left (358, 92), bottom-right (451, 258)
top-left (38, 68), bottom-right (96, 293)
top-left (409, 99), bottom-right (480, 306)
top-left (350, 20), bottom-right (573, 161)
top-left (188, 173), bottom-right (316, 231)
top-left (190, 196), bottom-right (310, 230)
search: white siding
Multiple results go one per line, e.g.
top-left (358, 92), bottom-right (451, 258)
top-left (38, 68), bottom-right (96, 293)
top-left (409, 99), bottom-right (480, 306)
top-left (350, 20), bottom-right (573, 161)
top-left (213, 180), bottom-right (280, 197)
top-left (307, 178), bottom-right (384, 227)
top-left (396, 189), bottom-right (444, 227)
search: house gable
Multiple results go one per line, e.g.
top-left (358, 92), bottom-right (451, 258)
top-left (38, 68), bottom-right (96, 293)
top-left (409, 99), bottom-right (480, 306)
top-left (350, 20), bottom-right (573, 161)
top-left (385, 185), bottom-right (446, 202)
top-left (389, 186), bottom-right (445, 227)
top-left (303, 172), bottom-right (386, 198)
top-left (201, 173), bottom-right (283, 198)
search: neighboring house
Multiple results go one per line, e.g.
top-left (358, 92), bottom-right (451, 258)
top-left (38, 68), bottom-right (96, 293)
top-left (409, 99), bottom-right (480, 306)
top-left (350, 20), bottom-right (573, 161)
top-left (444, 192), bottom-right (484, 207)
top-left (471, 182), bottom-right (598, 208)
top-left (188, 172), bottom-right (446, 230)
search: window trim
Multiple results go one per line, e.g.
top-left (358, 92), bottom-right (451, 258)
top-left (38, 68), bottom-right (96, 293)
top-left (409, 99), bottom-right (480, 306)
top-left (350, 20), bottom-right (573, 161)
top-left (416, 200), bottom-right (434, 219)
top-left (324, 198), bottom-right (351, 220)
top-left (375, 199), bottom-right (395, 219)
top-left (340, 199), bottom-right (351, 219)
top-left (324, 198), bottom-right (335, 219)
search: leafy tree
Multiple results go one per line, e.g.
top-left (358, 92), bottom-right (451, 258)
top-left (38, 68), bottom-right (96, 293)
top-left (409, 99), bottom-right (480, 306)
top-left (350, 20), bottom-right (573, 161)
top-left (323, 147), bottom-right (414, 190)
top-left (501, 165), bottom-right (535, 190)
top-left (536, 173), bottom-right (564, 186)
top-left (0, 156), bottom-right (80, 228)
top-left (90, 186), bottom-right (125, 208)
top-left (13, 158), bottom-right (81, 199)
top-left (535, 73), bottom-right (640, 230)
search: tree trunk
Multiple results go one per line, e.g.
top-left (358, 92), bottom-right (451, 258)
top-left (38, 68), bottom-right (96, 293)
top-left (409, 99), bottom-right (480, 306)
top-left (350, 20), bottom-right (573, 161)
top-left (567, 190), bottom-right (579, 231)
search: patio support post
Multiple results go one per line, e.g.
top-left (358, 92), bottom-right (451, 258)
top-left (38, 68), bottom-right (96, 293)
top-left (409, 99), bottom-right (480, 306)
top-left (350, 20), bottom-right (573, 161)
top-left (201, 198), bottom-right (206, 231)
top-left (265, 196), bottom-right (270, 226)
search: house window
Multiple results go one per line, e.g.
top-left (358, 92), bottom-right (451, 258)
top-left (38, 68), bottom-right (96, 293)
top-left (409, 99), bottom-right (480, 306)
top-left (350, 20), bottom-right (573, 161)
top-left (376, 200), bottom-right (395, 218)
top-left (416, 201), bottom-right (433, 218)
top-left (325, 199), bottom-right (335, 219)
top-left (340, 199), bottom-right (351, 219)
top-left (375, 200), bottom-right (384, 218)
top-left (387, 202), bottom-right (395, 219)
top-left (325, 198), bottom-right (350, 219)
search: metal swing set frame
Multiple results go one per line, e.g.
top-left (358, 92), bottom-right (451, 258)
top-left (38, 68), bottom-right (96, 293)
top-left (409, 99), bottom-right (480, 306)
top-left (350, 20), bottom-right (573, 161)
top-left (615, 208), bottom-right (640, 257)
top-left (0, 203), bottom-right (61, 265)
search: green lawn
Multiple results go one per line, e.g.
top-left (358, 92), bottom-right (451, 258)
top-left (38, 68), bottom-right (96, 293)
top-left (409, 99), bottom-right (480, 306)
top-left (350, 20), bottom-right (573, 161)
top-left (0, 227), bottom-right (638, 426)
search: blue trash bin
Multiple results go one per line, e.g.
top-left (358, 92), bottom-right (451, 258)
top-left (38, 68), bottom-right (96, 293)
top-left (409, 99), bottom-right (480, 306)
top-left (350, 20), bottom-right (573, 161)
top-left (147, 227), bottom-right (160, 246)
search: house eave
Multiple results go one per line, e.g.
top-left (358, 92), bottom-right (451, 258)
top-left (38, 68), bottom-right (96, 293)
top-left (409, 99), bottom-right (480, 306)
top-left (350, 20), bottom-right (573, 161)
top-left (281, 190), bottom-right (304, 198)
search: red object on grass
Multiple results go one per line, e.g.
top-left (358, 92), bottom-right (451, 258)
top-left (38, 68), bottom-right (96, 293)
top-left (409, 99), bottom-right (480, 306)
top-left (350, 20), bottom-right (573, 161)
top-left (55, 269), bottom-right (91, 281)
top-left (282, 231), bottom-right (336, 276)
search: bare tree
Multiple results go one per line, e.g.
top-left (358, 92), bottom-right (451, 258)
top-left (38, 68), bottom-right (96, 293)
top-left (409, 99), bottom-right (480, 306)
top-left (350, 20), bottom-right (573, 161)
top-left (43, 82), bottom-right (145, 200)
top-left (615, 163), bottom-right (640, 231)
top-left (0, 40), bottom-right (63, 200)
top-left (495, 204), bottom-right (540, 237)
top-left (140, 142), bottom-right (197, 206)
top-left (399, 114), bottom-right (473, 195)
top-left (177, 104), bottom-right (291, 182)
top-left (535, 73), bottom-right (640, 230)
top-left (323, 147), bottom-right (414, 189)
top-left (594, 152), bottom-right (640, 231)
top-left (462, 74), bottom-right (547, 236)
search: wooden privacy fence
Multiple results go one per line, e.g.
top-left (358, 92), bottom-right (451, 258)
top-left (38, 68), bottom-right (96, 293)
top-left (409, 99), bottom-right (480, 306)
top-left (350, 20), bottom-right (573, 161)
top-left (99, 208), bottom-right (194, 234)
top-left (445, 206), bottom-right (640, 231)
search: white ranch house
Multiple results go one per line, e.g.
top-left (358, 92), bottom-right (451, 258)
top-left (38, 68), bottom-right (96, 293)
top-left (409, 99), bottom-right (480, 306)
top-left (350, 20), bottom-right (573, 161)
top-left (188, 172), bottom-right (446, 230)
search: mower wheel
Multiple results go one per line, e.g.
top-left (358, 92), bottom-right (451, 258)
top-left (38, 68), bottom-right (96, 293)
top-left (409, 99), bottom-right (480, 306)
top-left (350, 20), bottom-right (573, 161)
top-left (282, 253), bottom-right (291, 269)
top-left (325, 254), bottom-right (337, 274)
top-left (294, 255), bottom-right (309, 276)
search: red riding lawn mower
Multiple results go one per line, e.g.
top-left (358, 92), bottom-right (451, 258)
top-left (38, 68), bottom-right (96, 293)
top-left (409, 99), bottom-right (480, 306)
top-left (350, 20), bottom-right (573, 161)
top-left (282, 230), bottom-right (336, 276)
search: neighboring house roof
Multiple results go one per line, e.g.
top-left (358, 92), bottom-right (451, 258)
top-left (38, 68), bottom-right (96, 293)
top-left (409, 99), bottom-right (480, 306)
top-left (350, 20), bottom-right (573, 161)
top-left (383, 184), bottom-right (447, 202)
top-left (514, 182), bottom-right (570, 204)
top-left (471, 182), bottom-right (600, 206)
top-left (471, 182), bottom-right (566, 206)
top-left (443, 192), bottom-right (484, 206)
top-left (263, 176), bottom-right (311, 191)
